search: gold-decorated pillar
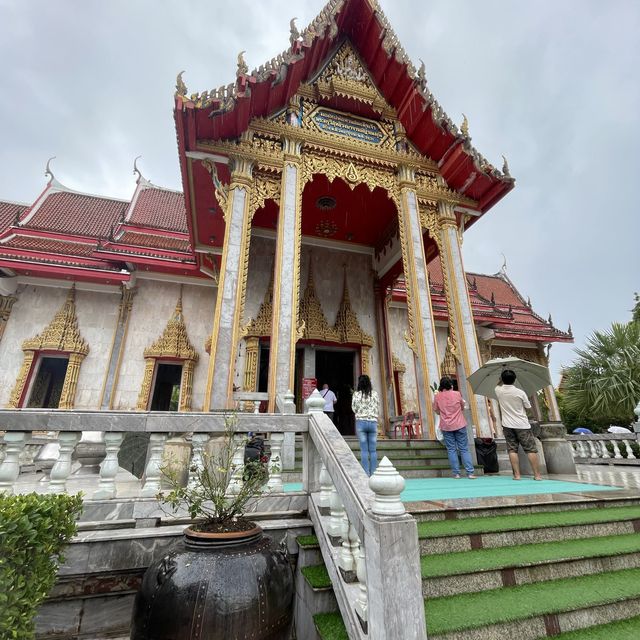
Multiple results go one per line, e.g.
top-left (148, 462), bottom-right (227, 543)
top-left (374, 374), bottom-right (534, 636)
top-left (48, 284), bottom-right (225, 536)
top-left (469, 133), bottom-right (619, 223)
top-left (8, 350), bottom-right (35, 408)
top-left (396, 165), bottom-right (441, 437)
top-left (267, 135), bottom-right (303, 411)
top-left (437, 201), bottom-right (492, 436)
top-left (136, 358), bottom-right (156, 410)
top-left (58, 352), bottom-right (83, 410)
top-left (179, 360), bottom-right (195, 412)
top-left (243, 336), bottom-right (260, 391)
top-left (205, 154), bottom-right (255, 410)
top-left (0, 295), bottom-right (17, 344)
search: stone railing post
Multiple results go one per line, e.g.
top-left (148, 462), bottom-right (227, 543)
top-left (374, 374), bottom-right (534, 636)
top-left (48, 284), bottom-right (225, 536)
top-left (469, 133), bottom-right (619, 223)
top-left (328, 486), bottom-right (346, 545)
top-left (267, 432), bottom-right (284, 492)
top-left (281, 389), bottom-right (296, 470)
top-left (49, 431), bottom-right (80, 493)
top-left (364, 456), bottom-right (427, 640)
top-left (141, 433), bottom-right (168, 497)
top-left (354, 538), bottom-right (368, 633)
top-left (93, 432), bottom-right (124, 499)
top-left (227, 434), bottom-right (246, 495)
top-left (188, 433), bottom-right (209, 490)
top-left (0, 431), bottom-right (29, 494)
top-left (318, 464), bottom-right (333, 515)
top-left (538, 424), bottom-right (577, 475)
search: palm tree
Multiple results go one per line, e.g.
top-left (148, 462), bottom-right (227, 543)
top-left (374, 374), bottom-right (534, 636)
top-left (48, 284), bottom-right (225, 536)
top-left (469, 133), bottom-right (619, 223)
top-left (562, 321), bottom-right (640, 426)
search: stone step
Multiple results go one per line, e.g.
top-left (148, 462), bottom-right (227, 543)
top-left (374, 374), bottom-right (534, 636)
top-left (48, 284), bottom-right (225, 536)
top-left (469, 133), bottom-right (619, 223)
top-left (418, 505), bottom-right (640, 554)
top-left (346, 438), bottom-right (445, 450)
top-left (398, 465), bottom-right (483, 479)
top-left (425, 567), bottom-right (640, 640)
top-left (314, 612), bottom-right (348, 640)
top-left (421, 532), bottom-right (640, 597)
top-left (294, 560), bottom-right (337, 640)
top-left (553, 613), bottom-right (640, 639)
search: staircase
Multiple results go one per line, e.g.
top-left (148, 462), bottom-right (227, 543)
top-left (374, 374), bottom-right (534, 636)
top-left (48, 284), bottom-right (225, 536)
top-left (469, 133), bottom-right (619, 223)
top-left (303, 494), bottom-right (640, 639)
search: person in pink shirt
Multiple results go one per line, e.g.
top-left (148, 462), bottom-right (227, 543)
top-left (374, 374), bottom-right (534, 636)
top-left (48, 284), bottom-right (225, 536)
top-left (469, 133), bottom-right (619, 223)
top-left (433, 377), bottom-right (476, 479)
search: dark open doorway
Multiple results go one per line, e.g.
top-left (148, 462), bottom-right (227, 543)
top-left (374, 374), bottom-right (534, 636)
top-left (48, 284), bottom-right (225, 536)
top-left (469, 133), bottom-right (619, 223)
top-left (27, 356), bottom-right (69, 408)
top-left (315, 349), bottom-right (355, 435)
top-left (150, 363), bottom-right (183, 411)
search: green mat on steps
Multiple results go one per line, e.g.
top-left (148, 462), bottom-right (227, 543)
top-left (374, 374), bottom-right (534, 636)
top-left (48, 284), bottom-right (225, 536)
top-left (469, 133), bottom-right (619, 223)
top-left (284, 476), bottom-right (617, 500)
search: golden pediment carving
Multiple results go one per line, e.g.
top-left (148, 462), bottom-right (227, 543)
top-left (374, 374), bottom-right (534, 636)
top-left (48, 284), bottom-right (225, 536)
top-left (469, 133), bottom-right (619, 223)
top-left (22, 286), bottom-right (88, 356)
top-left (299, 269), bottom-right (340, 343)
top-left (334, 271), bottom-right (374, 347)
top-left (144, 291), bottom-right (198, 362)
top-left (245, 272), bottom-right (274, 338)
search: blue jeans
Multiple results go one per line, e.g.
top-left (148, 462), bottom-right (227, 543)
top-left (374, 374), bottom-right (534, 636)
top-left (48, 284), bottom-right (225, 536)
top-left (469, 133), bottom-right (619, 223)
top-left (356, 419), bottom-right (378, 476)
top-left (442, 427), bottom-right (475, 476)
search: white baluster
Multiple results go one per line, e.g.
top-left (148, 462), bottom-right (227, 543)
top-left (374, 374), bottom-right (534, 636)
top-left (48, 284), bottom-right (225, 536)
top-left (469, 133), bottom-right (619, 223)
top-left (338, 513), bottom-right (354, 575)
top-left (318, 463), bottom-right (333, 513)
top-left (369, 456), bottom-right (406, 516)
top-left (267, 432), bottom-right (284, 492)
top-left (140, 433), bottom-right (168, 497)
top-left (0, 432), bottom-right (29, 495)
top-left (19, 442), bottom-right (38, 467)
top-left (587, 440), bottom-right (599, 458)
top-left (577, 440), bottom-right (588, 457)
top-left (93, 432), bottom-right (124, 499)
top-left (338, 520), bottom-right (359, 581)
top-left (328, 487), bottom-right (346, 542)
top-left (49, 432), bottom-right (80, 493)
top-left (227, 434), bottom-right (246, 495)
top-left (600, 440), bottom-right (611, 459)
top-left (253, 400), bottom-right (260, 414)
top-left (623, 440), bottom-right (636, 459)
top-left (188, 433), bottom-right (209, 490)
top-left (611, 440), bottom-right (623, 459)
top-left (354, 537), bottom-right (368, 629)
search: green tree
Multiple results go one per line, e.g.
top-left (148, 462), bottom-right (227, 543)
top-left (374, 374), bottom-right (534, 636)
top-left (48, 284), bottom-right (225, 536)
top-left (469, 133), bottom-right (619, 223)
top-left (562, 320), bottom-right (640, 428)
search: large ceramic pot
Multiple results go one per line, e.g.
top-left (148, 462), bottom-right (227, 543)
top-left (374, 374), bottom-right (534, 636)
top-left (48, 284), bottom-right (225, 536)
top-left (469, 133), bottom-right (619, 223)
top-left (130, 524), bottom-right (293, 640)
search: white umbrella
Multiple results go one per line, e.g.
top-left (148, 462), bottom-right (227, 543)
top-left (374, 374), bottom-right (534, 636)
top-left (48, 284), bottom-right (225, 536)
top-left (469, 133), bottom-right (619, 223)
top-left (467, 357), bottom-right (552, 400)
top-left (607, 426), bottom-right (632, 433)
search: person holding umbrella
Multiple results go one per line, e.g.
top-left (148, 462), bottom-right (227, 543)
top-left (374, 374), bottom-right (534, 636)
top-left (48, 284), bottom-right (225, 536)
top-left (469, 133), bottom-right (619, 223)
top-left (495, 369), bottom-right (542, 480)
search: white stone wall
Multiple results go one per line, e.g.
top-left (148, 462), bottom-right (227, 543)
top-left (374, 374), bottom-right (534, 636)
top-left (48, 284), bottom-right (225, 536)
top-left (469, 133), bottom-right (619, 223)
top-left (435, 326), bottom-right (448, 372)
top-left (112, 280), bottom-right (215, 411)
top-left (387, 305), bottom-right (418, 412)
top-left (0, 285), bottom-right (119, 408)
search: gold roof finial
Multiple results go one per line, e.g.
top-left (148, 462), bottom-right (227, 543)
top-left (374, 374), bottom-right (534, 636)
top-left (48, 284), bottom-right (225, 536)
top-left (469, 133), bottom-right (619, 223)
top-left (133, 155), bottom-right (144, 182)
top-left (502, 154), bottom-right (511, 177)
top-left (290, 18), bottom-right (300, 46)
top-left (460, 114), bottom-right (469, 138)
top-left (175, 70), bottom-right (187, 97)
top-left (237, 51), bottom-right (248, 77)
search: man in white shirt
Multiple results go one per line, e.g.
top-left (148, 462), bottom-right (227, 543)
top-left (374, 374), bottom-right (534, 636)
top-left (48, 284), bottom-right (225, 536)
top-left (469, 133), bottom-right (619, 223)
top-left (495, 369), bottom-right (542, 480)
top-left (321, 383), bottom-right (337, 423)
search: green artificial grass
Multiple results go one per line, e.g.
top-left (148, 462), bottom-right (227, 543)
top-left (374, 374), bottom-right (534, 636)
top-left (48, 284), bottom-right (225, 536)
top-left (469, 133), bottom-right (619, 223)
top-left (418, 504), bottom-right (640, 538)
top-left (421, 533), bottom-right (640, 577)
top-left (301, 564), bottom-right (332, 589)
top-left (425, 567), bottom-right (640, 635)
top-left (314, 612), bottom-right (349, 640)
top-left (296, 534), bottom-right (319, 548)
top-left (553, 614), bottom-right (640, 639)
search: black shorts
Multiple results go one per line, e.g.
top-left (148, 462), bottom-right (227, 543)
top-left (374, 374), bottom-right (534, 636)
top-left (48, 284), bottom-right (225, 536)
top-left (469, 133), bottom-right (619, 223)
top-left (503, 427), bottom-right (538, 453)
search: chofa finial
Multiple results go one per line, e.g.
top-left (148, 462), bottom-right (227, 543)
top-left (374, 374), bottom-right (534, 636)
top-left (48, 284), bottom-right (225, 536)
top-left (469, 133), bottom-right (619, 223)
top-left (237, 51), bottom-right (248, 77)
top-left (417, 59), bottom-right (426, 83)
top-left (502, 154), bottom-right (511, 177)
top-left (500, 253), bottom-right (507, 274)
top-left (567, 323), bottom-right (573, 336)
top-left (290, 18), bottom-right (300, 46)
top-left (548, 313), bottom-right (553, 325)
top-left (45, 156), bottom-right (56, 182)
top-left (133, 155), bottom-right (144, 182)
top-left (175, 70), bottom-right (187, 97)
top-left (461, 114), bottom-right (469, 138)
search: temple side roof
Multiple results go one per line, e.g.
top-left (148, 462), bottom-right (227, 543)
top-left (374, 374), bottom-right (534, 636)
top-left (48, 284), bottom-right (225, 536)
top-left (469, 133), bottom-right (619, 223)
top-left (0, 201), bottom-right (28, 231)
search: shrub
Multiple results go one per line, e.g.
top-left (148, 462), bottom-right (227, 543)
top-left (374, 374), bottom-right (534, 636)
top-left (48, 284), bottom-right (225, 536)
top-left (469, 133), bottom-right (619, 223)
top-left (0, 492), bottom-right (83, 639)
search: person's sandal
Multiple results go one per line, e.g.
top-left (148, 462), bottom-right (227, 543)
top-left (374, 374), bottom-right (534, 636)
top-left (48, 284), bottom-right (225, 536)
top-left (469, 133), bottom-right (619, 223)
top-left (467, 474), bottom-right (477, 480)
top-left (453, 474), bottom-right (461, 479)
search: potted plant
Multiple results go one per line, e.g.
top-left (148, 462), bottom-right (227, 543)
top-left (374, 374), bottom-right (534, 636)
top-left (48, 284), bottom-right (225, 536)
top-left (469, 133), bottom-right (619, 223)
top-left (130, 415), bottom-right (294, 640)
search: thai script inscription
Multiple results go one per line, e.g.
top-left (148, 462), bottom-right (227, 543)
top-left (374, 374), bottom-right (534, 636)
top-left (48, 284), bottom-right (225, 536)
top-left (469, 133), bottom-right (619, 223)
top-left (312, 109), bottom-right (385, 145)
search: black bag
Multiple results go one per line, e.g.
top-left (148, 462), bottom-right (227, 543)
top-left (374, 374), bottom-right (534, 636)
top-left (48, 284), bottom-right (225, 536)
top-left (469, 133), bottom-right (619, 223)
top-left (474, 437), bottom-right (499, 473)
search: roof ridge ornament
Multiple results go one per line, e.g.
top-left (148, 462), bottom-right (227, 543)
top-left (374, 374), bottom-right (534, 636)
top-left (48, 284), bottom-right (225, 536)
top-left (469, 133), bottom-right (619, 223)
top-left (290, 18), bottom-right (300, 46)
top-left (460, 114), bottom-right (470, 139)
top-left (501, 155), bottom-right (511, 178)
top-left (500, 253), bottom-right (507, 275)
top-left (133, 155), bottom-right (146, 184)
top-left (417, 59), bottom-right (426, 85)
top-left (45, 156), bottom-right (56, 182)
top-left (175, 70), bottom-right (187, 98)
top-left (237, 51), bottom-right (248, 77)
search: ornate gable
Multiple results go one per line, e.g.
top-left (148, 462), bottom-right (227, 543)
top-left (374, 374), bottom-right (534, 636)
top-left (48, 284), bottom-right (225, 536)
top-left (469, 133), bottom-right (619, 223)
top-left (299, 268), bottom-right (340, 343)
top-left (334, 271), bottom-right (373, 347)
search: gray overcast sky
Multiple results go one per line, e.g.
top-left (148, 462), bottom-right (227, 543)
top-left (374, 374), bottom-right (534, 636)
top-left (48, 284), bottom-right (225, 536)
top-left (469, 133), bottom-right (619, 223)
top-left (1, 0), bottom-right (638, 381)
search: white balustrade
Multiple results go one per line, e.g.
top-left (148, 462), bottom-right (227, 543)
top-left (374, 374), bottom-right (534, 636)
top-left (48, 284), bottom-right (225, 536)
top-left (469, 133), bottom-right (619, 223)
top-left (328, 486), bottom-right (346, 540)
top-left (267, 432), bottom-right (284, 492)
top-left (587, 440), bottom-right (599, 458)
top-left (140, 433), bottom-right (168, 497)
top-left (49, 432), bottom-right (80, 493)
top-left (600, 441), bottom-right (611, 458)
top-left (188, 433), bottom-right (209, 490)
top-left (93, 432), bottom-right (124, 499)
top-left (318, 463), bottom-right (333, 511)
top-left (354, 537), bottom-right (368, 628)
top-left (624, 440), bottom-right (636, 459)
top-left (569, 435), bottom-right (639, 464)
top-left (611, 440), bottom-right (623, 459)
top-left (369, 456), bottom-right (406, 516)
top-left (227, 434), bottom-right (246, 495)
top-left (338, 520), bottom-right (359, 579)
top-left (0, 431), bottom-right (29, 494)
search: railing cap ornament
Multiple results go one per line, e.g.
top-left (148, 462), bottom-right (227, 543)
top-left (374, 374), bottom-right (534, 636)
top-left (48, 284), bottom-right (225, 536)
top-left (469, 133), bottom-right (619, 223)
top-left (369, 456), bottom-right (406, 516)
top-left (305, 389), bottom-right (325, 414)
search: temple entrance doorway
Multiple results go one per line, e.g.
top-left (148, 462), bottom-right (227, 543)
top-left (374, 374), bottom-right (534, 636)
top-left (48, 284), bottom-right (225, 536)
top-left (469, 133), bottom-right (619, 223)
top-left (315, 348), bottom-right (355, 436)
top-left (27, 356), bottom-right (69, 408)
top-left (150, 362), bottom-right (182, 411)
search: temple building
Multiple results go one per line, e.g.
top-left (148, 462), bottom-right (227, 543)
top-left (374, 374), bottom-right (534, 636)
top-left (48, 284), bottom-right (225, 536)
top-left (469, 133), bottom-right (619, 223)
top-left (0, 0), bottom-right (571, 439)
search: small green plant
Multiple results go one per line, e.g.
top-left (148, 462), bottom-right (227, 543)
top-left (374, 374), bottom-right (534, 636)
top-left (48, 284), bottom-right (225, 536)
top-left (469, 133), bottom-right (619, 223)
top-left (0, 492), bottom-right (83, 639)
top-left (158, 414), bottom-right (270, 532)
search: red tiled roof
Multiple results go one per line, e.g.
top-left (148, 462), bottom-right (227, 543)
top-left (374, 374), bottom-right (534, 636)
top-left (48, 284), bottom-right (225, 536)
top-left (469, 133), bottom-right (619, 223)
top-left (23, 191), bottom-right (127, 238)
top-left (0, 201), bottom-right (27, 232)
top-left (1, 235), bottom-right (96, 257)
top-left (118, 231), bottom-right (190, 252)
top-left (128, 187), bottom-right (187, 233)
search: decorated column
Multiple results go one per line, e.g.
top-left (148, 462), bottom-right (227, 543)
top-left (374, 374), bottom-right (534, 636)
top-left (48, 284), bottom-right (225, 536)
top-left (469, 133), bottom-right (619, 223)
top-left (205, 154), bottom-right (254, 410)
top-left (267, 134), bottom-right (303, 411)
top-left (396, 166), bottom-right (441, 437)
top-left (437, 201), bottom-right (491, 437)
